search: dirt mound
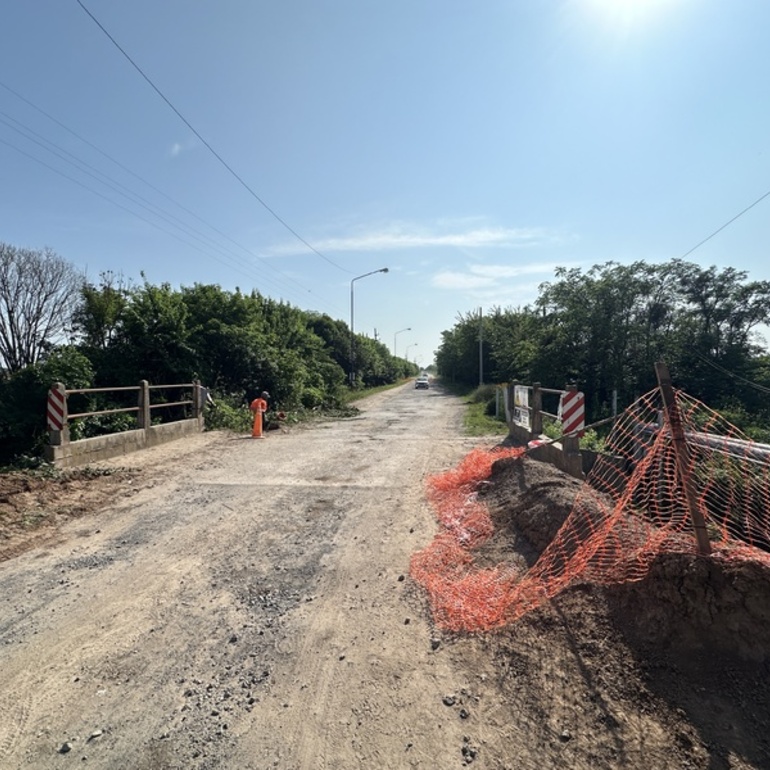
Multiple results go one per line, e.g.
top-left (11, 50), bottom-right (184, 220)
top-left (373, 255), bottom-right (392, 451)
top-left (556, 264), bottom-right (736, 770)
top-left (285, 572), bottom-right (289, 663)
top-left (0, 467), bottom-right (140, 561)
top-left (482, 453), bottom-right (770, 663)
top-left (478, 453), bottom-right (584, 558)
top-left (472, 453), bottom-right (770, 768)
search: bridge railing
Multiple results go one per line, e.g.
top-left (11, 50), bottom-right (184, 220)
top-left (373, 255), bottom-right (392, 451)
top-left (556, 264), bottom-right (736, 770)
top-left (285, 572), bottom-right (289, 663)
top-left (45, 380), bottom-right (208, 467)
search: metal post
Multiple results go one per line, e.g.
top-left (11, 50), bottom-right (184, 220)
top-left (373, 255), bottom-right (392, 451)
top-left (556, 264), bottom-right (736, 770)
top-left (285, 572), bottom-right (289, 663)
top-left (349, 280), bottom-right (355, 386)
top-left (655, 361), bottom-right (711, 556)
top-left (394, 327), bottom-right (411, 357)
top-left (349, 268), bottom-right (389, 385)
top-left (531, 383), bottom-right (543, 439)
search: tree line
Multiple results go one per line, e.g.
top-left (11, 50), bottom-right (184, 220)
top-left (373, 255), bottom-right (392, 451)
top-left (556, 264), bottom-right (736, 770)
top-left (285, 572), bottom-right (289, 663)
top-left (436, 260), bottom-right (770, 439)
top-left (0, 242), bottom-right (417, 465)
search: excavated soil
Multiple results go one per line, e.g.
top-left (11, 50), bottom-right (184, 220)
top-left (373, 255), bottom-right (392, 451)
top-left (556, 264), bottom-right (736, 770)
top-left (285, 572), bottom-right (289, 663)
top-left (475, 454), bottom-right (770, 769)
top-left (0, 386), bottom-right (769, 769)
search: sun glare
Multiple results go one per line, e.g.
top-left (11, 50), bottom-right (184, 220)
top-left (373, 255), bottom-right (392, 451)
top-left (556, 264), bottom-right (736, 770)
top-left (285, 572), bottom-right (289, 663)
top-left (583, 0), bottom-right (675, 34)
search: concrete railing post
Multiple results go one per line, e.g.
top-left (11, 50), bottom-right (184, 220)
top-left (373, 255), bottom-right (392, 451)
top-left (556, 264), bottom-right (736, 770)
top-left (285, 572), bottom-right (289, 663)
top-left (562, 383), bottom-right (583, 477)
top-left (137, 380), bottom-right (150, 430)
top-left (531, 382), bottom-right (543, 439)
top-left (192, 379), bottom-right (202, 419)
top-left (48, 381), bottom-right (70, 447)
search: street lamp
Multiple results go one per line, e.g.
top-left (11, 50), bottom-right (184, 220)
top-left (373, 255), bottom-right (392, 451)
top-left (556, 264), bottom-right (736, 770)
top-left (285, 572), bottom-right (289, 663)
top-left (393, 327), bottom-right (411, 357)
top-left (350, 267), bottom-right (389, 385)
top-left (405, 342), bottom-right (418, 367)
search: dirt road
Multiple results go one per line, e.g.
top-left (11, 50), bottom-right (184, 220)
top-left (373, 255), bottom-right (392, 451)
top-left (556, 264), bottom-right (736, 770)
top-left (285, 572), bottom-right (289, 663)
top-left (4, 382), bottom-right (770, 770)
top-left (1, 383), bottom-right (499, 769)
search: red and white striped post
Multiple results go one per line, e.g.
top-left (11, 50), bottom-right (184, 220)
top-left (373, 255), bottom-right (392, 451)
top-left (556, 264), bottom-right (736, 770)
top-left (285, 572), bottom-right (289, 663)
top-left (559, 387), bottom-right (585, 438)
top-left (47, 381), bottom-right (70, 446)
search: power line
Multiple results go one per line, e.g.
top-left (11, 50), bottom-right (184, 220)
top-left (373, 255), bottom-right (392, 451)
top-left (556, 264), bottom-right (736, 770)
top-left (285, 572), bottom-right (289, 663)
top-left (75, 0), bottom-right (349, 274)
top-left (0, 136), bottom-right (273, 285)
top-left (679, 188), bottom-right (770, 261)
top-left (0, 78), bottom-right (320, 298)
top-left (0, 122), bottom-right (312, 308)
top-left (0, 79), bottom-right (336, 304)
top-left (0, 81), bottom-right (347, 317)
top-left (0, 112), bottom-right (314, 307)
top-left (0, 134), bottom-right (346, 315)
top-left (692, 349), bottom-right (770, 395)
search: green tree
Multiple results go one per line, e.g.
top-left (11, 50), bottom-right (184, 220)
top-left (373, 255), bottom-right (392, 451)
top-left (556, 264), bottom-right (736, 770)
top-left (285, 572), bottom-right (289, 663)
top-left (71, 272), bottom-right (129, 351)
top-left (435, 311), bottom-right (487, 386)
top-left (114, 280), bottom-right (195, 384)
top-left (0, 347), bottom-right (93, 464)
top-left (436, 259), bottom-right (770, 427)
top-left (181, 284), bottom-right (268, 394)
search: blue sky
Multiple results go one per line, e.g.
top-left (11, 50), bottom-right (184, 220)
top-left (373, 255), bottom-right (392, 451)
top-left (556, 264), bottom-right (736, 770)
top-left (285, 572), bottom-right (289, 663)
top-left (2, 1), bottom-right (770, 369)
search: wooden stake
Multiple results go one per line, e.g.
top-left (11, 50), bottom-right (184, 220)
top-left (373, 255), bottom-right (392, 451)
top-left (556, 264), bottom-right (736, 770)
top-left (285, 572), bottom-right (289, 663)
top-left (655, 361), bottom-right (711, 555)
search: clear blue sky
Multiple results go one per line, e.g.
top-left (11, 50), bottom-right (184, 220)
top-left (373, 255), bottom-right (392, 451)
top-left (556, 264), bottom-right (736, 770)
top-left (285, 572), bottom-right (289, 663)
top-left (2, 1), bottom-right (770, 369)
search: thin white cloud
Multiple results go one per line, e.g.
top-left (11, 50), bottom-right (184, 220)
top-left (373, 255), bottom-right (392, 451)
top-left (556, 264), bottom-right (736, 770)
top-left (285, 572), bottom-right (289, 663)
top-left (434, 276), bottom-right (551, 310)
top-left (468, 262), bottom-right (566, 279)
top-left (433, 271), bottom-right (496, 290)
top-left (169, 138), bottom-right (198, 158)
top-left (430, 260), bottom-right (587, 313)
top-left (266, 220), bottom-right (558, 257)
top-left (432, 261), bottom-right (571, 291)
top-left (318, 226), bottom-right (543, 251)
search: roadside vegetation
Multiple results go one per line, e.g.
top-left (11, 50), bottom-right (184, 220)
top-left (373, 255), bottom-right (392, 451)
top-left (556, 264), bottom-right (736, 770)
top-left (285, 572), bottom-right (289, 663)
top-left (0, 242), bottom-right (418, 466)
top-left (436, 260), bottom-right (770, 440)
top-left (439, 381), bottom-right (509, 437)
top-left (5, 243), bottom-right (770, 468)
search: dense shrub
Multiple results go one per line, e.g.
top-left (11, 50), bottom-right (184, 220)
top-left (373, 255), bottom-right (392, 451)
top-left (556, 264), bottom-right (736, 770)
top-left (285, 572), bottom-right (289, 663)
top-left (0, 347), bottom-right (94, 465)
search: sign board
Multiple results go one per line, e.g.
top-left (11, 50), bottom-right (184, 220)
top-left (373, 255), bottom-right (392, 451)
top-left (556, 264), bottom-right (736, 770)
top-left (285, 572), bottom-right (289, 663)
top-left (513, 385), bottom-right (530, 429)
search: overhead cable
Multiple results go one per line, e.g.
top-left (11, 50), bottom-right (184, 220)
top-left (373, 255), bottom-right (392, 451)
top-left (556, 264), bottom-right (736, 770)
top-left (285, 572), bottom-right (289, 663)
top-left (0, 82), bottom-right (345, 316)
top-left (679, 189), bottom-right (770, 260)
top-left (691, 349), bottom-right (770, 395)
top-left (75, 0), bottom-right (349, 274)
top-left (0, 135), bottom-right (330, 305)
top-left (0, 109), bottom-right (338, 310)
top-left (0, 79), bottom-right (341, 308)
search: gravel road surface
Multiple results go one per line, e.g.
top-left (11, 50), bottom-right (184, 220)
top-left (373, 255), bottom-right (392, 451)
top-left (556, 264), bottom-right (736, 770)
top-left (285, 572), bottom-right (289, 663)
top-left (1, 383), bottom-right (497, 769)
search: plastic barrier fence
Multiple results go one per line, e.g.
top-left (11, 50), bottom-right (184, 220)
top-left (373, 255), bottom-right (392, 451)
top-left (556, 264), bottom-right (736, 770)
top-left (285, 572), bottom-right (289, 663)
top-left (411, 387), bottom-right (770, 632)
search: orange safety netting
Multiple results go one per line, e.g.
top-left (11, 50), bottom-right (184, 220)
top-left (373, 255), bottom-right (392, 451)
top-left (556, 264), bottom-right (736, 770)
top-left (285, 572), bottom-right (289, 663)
top-left (410, 388), bottom-right (770, 632)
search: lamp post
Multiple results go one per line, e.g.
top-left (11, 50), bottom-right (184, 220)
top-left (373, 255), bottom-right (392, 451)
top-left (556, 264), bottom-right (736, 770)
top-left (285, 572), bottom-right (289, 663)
top-left (405, 342), bottom-right (418, 368)
top-left (393, 327), bottom-right (411, 357)
top-left (350, 267), bottom-right (389, 385)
